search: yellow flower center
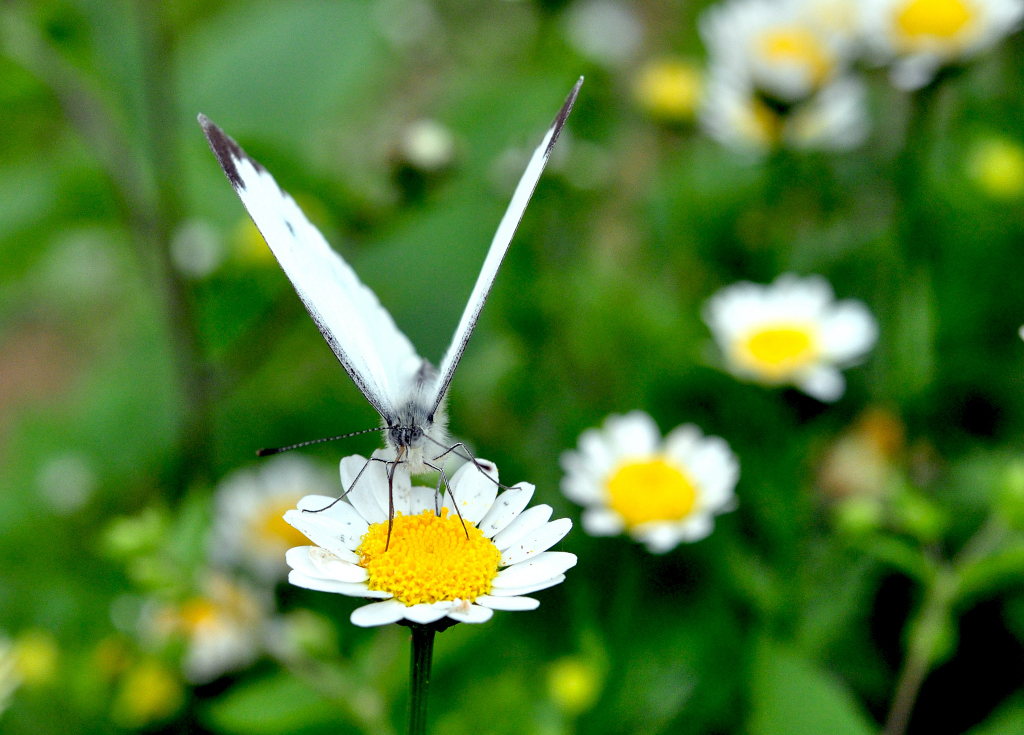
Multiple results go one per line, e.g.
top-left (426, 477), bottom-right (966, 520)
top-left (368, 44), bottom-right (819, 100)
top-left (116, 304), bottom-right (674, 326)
top-left (756, 28), bottom-right (833, 87)
top-left (254, 499), bottom-right (309, 549)
top-left (178, 599), bottom-right (220, 633)
top-left (606, 459), bottom-right (697, 528)
top-left (358, 509), bottom-right (501, 606)
top-left (896, 0), bottom-right (974, 40)
top-left (739, 325), bottom-right (818, 377)
top-left (634, 61), bottom-right (703, 122)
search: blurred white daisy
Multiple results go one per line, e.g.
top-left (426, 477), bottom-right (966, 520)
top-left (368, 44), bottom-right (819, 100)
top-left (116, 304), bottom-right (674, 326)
top-left (560, 411), bottom-right (739, 554)
top-left (701, 68), bottom-right (870, 152)
top-left (860, 0), bottom-right (1024, 89)
top-left (210, 455), bottom-right (336, 582)
top-left (146, 574), bottom-right (270, 684)
top-left (399, 119), bottom-right (456, 172)
top-left (703, 274), bottom-right (878, 402)
top-left (700, 0), bottom-right (856, 103)
top-left (564, 0), bottom-right (644, 68)
top-left (284, 452), bottom-right (576, 627)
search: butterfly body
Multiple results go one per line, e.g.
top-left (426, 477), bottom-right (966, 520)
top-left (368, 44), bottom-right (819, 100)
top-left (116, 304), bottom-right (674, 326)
top-left (383, 384), bottom-right (449, 474)
top-left (199, 78), bottom-right (581, 480)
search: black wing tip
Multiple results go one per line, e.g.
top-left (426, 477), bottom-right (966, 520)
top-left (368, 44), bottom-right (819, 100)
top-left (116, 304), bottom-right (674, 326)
top-left (548, 77), bottom-right (584, 152)
top-left (197, 112), bottom-right (264, 190)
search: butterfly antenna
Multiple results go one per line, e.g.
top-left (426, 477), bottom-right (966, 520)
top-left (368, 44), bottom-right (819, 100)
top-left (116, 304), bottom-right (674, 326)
top-left (257, 427), bottom-right (381, 457)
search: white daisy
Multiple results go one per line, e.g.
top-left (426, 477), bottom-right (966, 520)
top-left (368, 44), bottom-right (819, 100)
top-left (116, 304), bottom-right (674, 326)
top-left (700, 0), bottom-right (856, 104)
top-left (284, 452), bottom-right (576, 627)
top-left (560, 411), bottom-right (739, 554)
top-left (210, 455), bottom-right (336, 582)
top-left (703, 273), bottom-right (878, 402)
top-left (701, 67), bottom-right (869, 152)
top-left (859, 0), bottom-right (1024, 89)
top-left (146, 574), bottom-right (270, 684)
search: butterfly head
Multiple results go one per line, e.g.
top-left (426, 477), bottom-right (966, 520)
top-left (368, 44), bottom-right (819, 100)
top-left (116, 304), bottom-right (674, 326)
top-left (388, 423), bottom-right (425, 449)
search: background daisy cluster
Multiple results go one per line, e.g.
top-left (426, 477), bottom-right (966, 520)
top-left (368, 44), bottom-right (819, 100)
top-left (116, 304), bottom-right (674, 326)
top-left (3, 0), bottom-right (1024, 734)
top-left (698, 0), bottom-right (1024, 152)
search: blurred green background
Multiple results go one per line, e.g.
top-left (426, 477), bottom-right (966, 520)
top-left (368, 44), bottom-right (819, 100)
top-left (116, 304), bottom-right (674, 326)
top-left (3, 0), bottom-right (1024, 733)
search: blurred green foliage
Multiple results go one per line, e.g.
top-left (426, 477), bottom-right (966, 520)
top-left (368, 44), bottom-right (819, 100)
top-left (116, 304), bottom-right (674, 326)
top-left (3, 1), bottom-right (1024, 734)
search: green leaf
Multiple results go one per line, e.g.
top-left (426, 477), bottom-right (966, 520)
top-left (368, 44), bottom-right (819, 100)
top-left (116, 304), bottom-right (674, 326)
top-left (859, 536), bottom-right (933, 582)
top-left (748, 641), bottom-right (878, 735)
top-left (179, 0), bottom-right (389, 144)
top-left (204, 672), bottom-right (349, 735)
top-left (966, 697), bottom-right (1024, 735)
top-left (958, 541), bottom-right (1024, 600)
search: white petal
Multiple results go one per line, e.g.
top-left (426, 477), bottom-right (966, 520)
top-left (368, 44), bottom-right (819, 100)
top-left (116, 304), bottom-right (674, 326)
top-left (634, 513), bottom-right (715, 553)
top-left (500, 518), bottom-right (572, 566)
top-left (340, 455), bottom-right (388, 525)
top-left (350, 599), bottom-right (408, 627)
top-left (475, 595), bottom-right (539, 611)
top-left (889, 54), bottom-right (940, 91)
top-left (560, 469), bottom-right (605, 505)
top-left (572, 429), bottom-right (615, 476)
top-left (686, 438), bottom-right (740, 512)
top-left (798, 365), bottom-right (846, 402)
top-left (662, 424), bottom-right (703, 466)
top-left (309, 546), bottom-right (368, 583)
top-left (285, 546), bottom-right (331, 579)
top-left (605, 411), bottom-right (660, 458)
top-left (447, 604), bottom-right (493, 624)
top-left (493, 505), bottom-right (553, 550)
top-left (676, 513), bottom-right (715, 542)
top-left (581, 508), bottom-right (625, 536)
top-left (402, 603), bottom-right (450, 625)
top-left (443, 459), bottom-right (499, 524)
top-left (632, 523), bottom-right (686, 554)
top-left (288, 570), bottom-right (389, 598)
top-left (407, 485), bottom-right (438, 515)
top-left (283, 510), bottom-right (363, 555)
top-left (487, 574), bottom-right (566, 597)
top-left (492, 552), bottom-right (577, 588)
top-left (477, 483), bottom-right (535, 538)
top-left (819, 301), bottom-right (877, 364)
top-left (294, 497), bottom-right (369, 542)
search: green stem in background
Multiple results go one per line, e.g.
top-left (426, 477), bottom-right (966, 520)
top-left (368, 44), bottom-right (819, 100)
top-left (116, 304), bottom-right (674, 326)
top-left (135, 0), bottom-right (215, 490)
top-left (2, 2), bottom-right (213, 488)
top-left (882, 566), bottom-right (957, 735)
top-left (408, 625), bottom-right (435, 735)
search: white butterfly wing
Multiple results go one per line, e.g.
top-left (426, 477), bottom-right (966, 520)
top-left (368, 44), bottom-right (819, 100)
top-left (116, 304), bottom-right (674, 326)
top-left (199, 115), bottom-right (420, 422)
top-left (427, 77), bottom-right (583, 414)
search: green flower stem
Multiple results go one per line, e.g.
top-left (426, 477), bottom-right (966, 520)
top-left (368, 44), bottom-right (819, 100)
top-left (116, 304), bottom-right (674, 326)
top-left (408, 625), bottom-right (436, 735)
top-left (882, 566), bottom-right (958, 735)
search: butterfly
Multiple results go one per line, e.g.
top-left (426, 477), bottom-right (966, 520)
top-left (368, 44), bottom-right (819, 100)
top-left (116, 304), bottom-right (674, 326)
top-left (199, 78), bottom-right (582, 493)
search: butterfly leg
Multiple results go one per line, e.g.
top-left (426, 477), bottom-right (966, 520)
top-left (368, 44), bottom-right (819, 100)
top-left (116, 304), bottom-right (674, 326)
top-left (384, 448), bottom-right (405, 551)
top-left (424, 460), bottom-right (469, 538)
top-left (426, 439), bottom-right (512, 491)
top-left (303, 455), bottom-right (391, 514)
top-left (433, 469), bottom-right (444, 515)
